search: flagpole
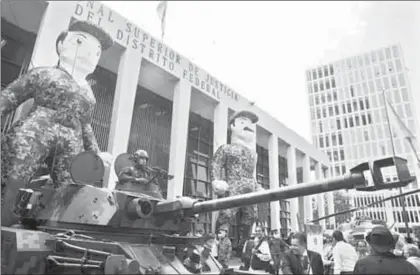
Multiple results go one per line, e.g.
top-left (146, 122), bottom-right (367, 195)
top-left (382, 89), bottom-right (411, 240)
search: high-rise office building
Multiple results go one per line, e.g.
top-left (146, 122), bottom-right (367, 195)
top-left (306, 44), bottom-right (420, 233)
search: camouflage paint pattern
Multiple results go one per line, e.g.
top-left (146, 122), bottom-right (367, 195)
top-left (211, 143), bottom-right (262, 230)
top-left (217, 236), bottom-right (232, 268)
top-left (1, 66), bottom-right (100, 185)
top-left (1, 227), bottom-right (52, 274)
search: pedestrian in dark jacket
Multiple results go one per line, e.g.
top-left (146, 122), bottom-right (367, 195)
top-left (353, 226), bottom-right (420, 275)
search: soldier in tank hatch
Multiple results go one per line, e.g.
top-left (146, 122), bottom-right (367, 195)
top-left (211, 110), bottom-right (263, 232)
top-left (1, 20), bottom-right (114, 226)
top-left (117, 149), bottom-right (163, 199)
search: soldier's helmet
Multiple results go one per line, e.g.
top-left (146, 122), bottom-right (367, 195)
top-left (134, 149), bottom-right (149, 160)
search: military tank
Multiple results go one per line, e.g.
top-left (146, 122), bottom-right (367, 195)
top-left (1, 152), bottom-right (414, 275)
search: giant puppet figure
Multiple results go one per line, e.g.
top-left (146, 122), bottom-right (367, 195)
top-left (0, 20), bottom-right (114, 226)
top-left (210, 110), bottom-right (262, 232)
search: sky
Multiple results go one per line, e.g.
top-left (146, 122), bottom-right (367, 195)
top-left (105, 1), bottom-right (420, 142)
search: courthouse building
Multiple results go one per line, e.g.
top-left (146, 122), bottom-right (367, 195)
top-left (1, 0), bottom-right (333, 240)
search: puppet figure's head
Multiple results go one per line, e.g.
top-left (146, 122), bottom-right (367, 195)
top-left (229, 110), bottom-right (258, 150)
top-left (56, 20), bottom-right (113, 75)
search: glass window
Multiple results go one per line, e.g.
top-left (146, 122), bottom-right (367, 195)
top-left (333, 151), bottom-right (339, 161)
top-left (398, 74), bottom-right (406, 86)
top-left (385, 47), bottom-right (392, 59)
top-left (392, 45), bottom-right (399, 58)
top-left (329, 65), bottom-right (334, 75)
top-left (364, 53), bottom-right (370, 65)
top-left (360, 100), bottom-right (365, 110)
top-left (367, 67), bottom-right (373, 79)
top-left (377, 125), bottom-right (383, 138)
top-left (312, 70), bottom-right (317, 80)
top-left (395, 59), bottom-right (402, 71)
top-left (374, 66), bottom-right (380, 77)
top-left (372, 95), bottom-right (378, 108)
top-left (353, 101), bottom-right (359, 112)
top-left (372, 143), bottom-right (378, 155)
top-left (329, 106), bottom-right (334, 116)
top-left (331, 78), bottom-right (336, 88)
top-left (368, 81), bottom-right (375, 93)
top-left (378, 50), bottom-right (385, 62)
top-left (383, 77), bottom-right (390, 90)
top-left (359, 145), bottom-right (365, 158)
top-left (314, 82), bottom-right (318, 93)
top-left (401, 88), bottom-right (409, 102)
top-left (375, 78), bottom-right (383, 90)
top-left (380, 63), bottom-right (387, 75)
top-left (320, 82), bottom-right (324, 91)
top-left (370, 126), bottom-right (376, 140)
top-left (397, 104), bottom-right (405, 118)
top-left (364, 130), bottom-right (369, 141)
top-left (335, 105), bottom-right (340, 115)
top-left (405, 103), bottom-right (412, 118)
top-left (387, 61), bottom-right (394, 72)
top-left (371, 52), bottom-right (377, 64)
top-left (391, 75), bottom-right (397, 88)
top-left (353, 146), bottom-right (358, 159)
top-left (324, 66), bottom-right (329, 77)
top-left (338, 133), bottom-right (343, 145)
top-left (393, 90), bottom-right (401, 103)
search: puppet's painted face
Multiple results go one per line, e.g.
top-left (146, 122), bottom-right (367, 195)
top-left (58, 31), bottom-right (102, 75)
top-left (230, 116), bottom-right (256, 145)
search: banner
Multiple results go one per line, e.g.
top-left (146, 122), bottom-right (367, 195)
top-left (305, 224), bottom-right (323, 255)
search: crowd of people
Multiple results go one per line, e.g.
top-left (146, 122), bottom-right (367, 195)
top-left (202, 224), bottom-right (420, 274)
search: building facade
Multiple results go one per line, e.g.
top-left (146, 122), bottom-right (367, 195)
top-left (307, 45), bottom-right (420, 232)
top-left (1, 0), bottom-right (332, 241)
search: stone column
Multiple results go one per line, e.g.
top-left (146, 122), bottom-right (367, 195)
top-left (287, 145), bottom-right (299, 232)
top-left (104, 49), bottom-right (142, 189)
top-left (303, 154), bottom-right (313, 223)
top-left (315, 162), bottom-right (326, 228)
top-left (211, 102), bottom-right (229, 233)
top-left (269, 134), bottom-right (281, 231)
top-left (166, 81), bottom-right (192, 200)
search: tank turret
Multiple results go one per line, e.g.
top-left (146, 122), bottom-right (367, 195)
top-left (2, 152), bottom-right (415, 275)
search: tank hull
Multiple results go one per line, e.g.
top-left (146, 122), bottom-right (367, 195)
top-left (1, 226), bottom-right (224, 274)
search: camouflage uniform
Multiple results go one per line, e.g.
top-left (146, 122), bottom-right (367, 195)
top-left (117, 165), bottom-right (163, 199)
top-left (1, 67), bottom-right (100, 225)
top-left (217, 236), bottom-right (232, 268)
top-left (211, 143), bottom-right (262, 230)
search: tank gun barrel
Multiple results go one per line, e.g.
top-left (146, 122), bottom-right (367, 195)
top-left (189, 156), bottom-right (414, 214)
top-left (191, 173), bottom-right (364, 214)
top-left (153, 157), bottom-right (414, 217)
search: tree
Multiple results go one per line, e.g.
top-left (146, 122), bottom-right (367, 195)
top-left (413, 225), bottom-right (420, 241)
top-left (333, 191), bottom-right (353, 225)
